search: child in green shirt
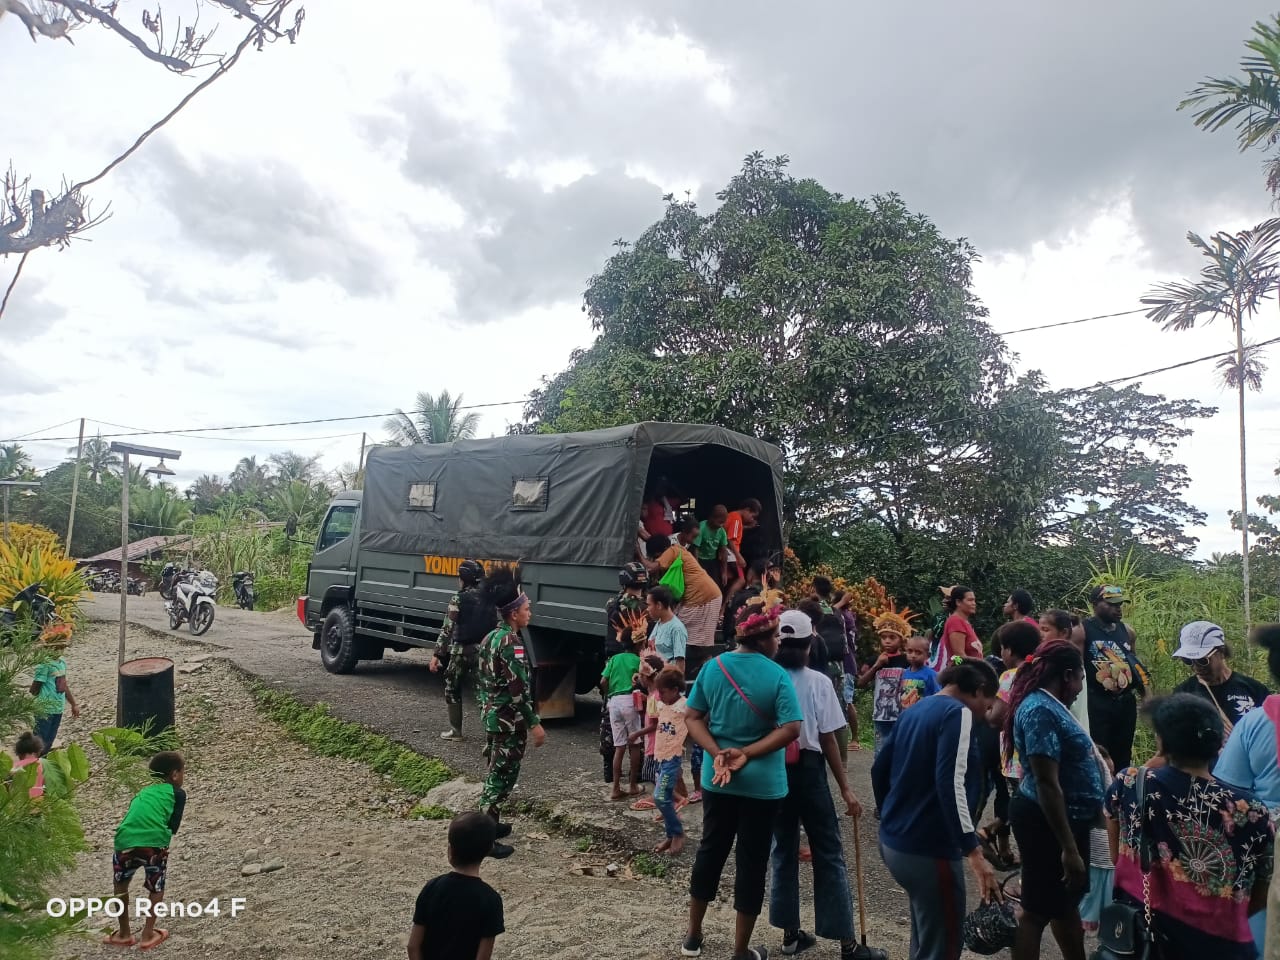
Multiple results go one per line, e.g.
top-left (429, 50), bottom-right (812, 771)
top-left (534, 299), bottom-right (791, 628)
top-left (104, 752), bottom-right (187, 950)
top-left (601, 650), bottom-right (643, 800)
top-left (693, 504), bottom-right (730, 590)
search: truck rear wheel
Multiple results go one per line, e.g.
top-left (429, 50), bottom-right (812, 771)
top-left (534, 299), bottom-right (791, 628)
top-left (320, 606), bottom-right (359, 674)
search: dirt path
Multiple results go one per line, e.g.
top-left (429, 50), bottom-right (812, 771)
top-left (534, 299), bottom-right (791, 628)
top-left (51, 623), bottom-right (705, 960)
top-left (71, 597), bottom-right (1041, 959)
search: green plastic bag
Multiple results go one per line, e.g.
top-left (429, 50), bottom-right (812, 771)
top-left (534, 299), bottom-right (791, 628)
top-left (659, 550), bottom-right (686, 602)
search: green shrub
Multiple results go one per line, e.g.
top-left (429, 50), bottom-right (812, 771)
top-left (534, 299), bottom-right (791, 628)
top-left (409, 804), bottom-right (454, 820)
top-left (255, 690), bottom-right (452, 797)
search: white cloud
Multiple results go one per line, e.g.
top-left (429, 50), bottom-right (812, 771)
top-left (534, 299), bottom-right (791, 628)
top-left (2, 0), bottom-right (1279, 561)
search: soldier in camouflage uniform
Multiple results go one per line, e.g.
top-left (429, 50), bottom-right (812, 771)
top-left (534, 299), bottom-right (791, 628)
top-left (430, 560), bottom-right (490, 741)
top-left (599, 562), bottom-right (651, 782)
top-left (478, 571), bottom-right (545, 859)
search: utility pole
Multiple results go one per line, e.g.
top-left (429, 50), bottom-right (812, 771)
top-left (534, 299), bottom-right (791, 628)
top-left (65, 417), bottom-right (86, 554)
top-left (109, 443), bottom-right (181, 669)
top-left (358, 433), bottom-right (367, 488)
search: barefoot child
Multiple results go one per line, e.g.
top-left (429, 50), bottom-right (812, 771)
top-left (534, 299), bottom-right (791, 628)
top-left (105, 751), bottom-right (186, 950)
top-left (408, 812), bottom-right (505, 960)
top-left (601, 644), bottom-right (643, 800)
top-left (897, 636), bottom-right (940, 711)
top-left (649, 667), bottom-right (690, 855)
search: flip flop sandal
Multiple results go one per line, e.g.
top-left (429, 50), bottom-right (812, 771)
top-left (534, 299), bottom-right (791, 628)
top-left (631, 798), bottom-right (656, 811)
top-left (140, 929), bottom-right (170, 951)
top-left (102, 936), bottom-right (137, 948)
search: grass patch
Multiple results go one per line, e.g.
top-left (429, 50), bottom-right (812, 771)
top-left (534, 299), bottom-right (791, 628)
top-left (630, 853), bottom-right (669, 879)
top-left (254, 689), bottom-right (452, 796)
top-left (574, 837), bottom-right (593, 853)
top-left (409, 804), bottom-right (454, 821)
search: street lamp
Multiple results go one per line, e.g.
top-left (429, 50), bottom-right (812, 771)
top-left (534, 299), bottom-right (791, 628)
top-left (0, 479), bottom-right (40, 542)
top-left (108, 443), bottom-right (181, 669)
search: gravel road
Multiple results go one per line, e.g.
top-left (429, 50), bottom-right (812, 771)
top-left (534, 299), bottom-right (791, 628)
top-left (77, 594), bottom-right (1046, 959)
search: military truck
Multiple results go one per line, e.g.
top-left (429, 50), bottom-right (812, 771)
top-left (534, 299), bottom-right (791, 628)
top-left (297, 422), bottom-right (784, 718)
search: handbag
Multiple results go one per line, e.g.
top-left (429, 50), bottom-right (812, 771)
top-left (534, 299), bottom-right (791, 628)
top-left (1091, 767), bottom-right (1157, 960)
top-left (658, 550), bottom-right (686, 602)
top-left (962, 872), bottom-right (1022, 955)
top-left (716, 657), bottom-right (801, 764)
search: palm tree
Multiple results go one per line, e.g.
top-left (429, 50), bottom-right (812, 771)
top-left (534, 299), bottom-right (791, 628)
top-left (129, 485), bottom-right (193, 538)
top-left (186, 474), bottom-right (228, 513)
top-left (70, 433), bottom-right (121, 483)
top-left (229, 456), bottom-right (270, 500)
top-left (1181, 15), bottom-right (1280, 197)
top-left (272, 479), bottom-right (327, 537)
top-left (0, 443), bottom-right (32, 480)
top-left (1143, 220), bottom-right (1280, 629)
top-left (268, 450), bottom-right (321, 485)
top-left (385, 390), bottom-right (480, 446)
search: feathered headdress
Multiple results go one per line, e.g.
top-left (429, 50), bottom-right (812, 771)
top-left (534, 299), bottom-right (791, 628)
top-left (873, 601), bottom-right (918, 640)
top-left (621, 608), bottom-right (651, 648)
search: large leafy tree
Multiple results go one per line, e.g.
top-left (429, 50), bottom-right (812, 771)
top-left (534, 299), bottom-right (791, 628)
top-left (525, 154), bottom-right (1212, 606)
top-left (15, 462), bottom-right (120, 557)
top-left (385, 390), bottom-right (480, 446)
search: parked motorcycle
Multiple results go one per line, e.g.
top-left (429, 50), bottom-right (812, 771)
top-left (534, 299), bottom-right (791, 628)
top-left (232, 571), bottom-right (256, 611)
top-left (163, 569), bottom-right (217, 636)
top-left (1, 582), bottom-right (61, 644)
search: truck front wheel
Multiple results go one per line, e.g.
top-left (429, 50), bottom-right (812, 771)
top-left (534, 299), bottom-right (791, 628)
top-left (320, 606), bottom-right (359, 674)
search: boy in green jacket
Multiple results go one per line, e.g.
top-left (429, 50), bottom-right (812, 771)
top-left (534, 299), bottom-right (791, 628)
top-left (104, 752), bottom-right (186, 950)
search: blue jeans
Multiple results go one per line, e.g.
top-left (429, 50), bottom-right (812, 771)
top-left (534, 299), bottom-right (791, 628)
top-left (689, 743), bottom-right (705, 791)
top-left (873, 720), bottom-right (895, 758)
top-left (654, 757), bottom-right (684, 838)
top-left (34, 712), bottom-right (62, 756)
top-left (769, 750), bottom-right (855, 941)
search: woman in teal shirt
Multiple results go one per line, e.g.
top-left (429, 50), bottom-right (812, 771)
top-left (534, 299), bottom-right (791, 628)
top-left (682, 596), bottom-right (802, 960)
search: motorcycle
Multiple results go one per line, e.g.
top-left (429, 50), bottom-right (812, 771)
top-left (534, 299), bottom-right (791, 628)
top-left (164, 569), bottom-right (217, 636)
top-left (232, 571), bottom-right (255, 611)
top-left (1, 582), bottom-right (63, 644)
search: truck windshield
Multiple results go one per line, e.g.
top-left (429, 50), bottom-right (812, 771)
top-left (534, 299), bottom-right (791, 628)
top-left (318, 505), bottom-right (356, 550)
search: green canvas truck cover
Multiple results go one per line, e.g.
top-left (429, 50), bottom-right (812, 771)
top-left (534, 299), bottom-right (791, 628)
top-left (359, 422), bottom-right (784, 568)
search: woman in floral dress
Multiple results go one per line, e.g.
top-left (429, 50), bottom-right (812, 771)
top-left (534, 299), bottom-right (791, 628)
top-left (1107, 693), bottom-right (1274, 960)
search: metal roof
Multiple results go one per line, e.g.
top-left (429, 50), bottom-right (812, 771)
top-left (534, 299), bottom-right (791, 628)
top-left (79, 535), bottom-right (193, 563)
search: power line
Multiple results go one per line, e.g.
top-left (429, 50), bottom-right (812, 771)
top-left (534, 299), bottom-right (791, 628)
top-left (89, 419), bottom-right (365, 445)
top-left (994, 308), bottom-right (1147, 337)
top-left (0, 338), bottom-right (1265, 449)
top-left (0, 399), bottom-right (529, 444)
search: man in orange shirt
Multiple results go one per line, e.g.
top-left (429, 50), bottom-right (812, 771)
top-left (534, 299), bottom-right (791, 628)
top-left (723, 498), bottom-right (762, 600)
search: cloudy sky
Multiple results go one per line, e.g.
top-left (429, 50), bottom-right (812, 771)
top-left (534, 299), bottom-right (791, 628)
top-left (2, 0), bottom-right (1278, 557)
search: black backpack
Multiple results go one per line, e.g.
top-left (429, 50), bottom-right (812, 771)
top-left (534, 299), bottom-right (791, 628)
top-left (817, 612), bottom-right (848, 662)
top-left (454, 589), bottom-right (496, 647)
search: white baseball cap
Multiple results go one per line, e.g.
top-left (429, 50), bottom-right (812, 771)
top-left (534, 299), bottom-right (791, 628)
top-left (778, 609), bottom-right (814, 643)
top-left (1173, 621), bottom-right (1226, 661)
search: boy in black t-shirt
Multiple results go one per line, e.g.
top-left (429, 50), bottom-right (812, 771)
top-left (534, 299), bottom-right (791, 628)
top-left (409, 812), bottom-right (505, 960)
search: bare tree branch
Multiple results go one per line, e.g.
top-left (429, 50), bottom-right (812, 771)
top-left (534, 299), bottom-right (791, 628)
top-left (0, 0), bottom-right (304, 320)
top-left (52, 0), bottom-right (194, 69)
top-left (0, 251), bottom-right (30, 318)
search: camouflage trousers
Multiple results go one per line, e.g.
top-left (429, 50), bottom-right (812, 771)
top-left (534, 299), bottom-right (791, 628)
top-left (444, 642), bottom-right (480, 707)
top-left (479, 728), bottom-right (528, 818)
